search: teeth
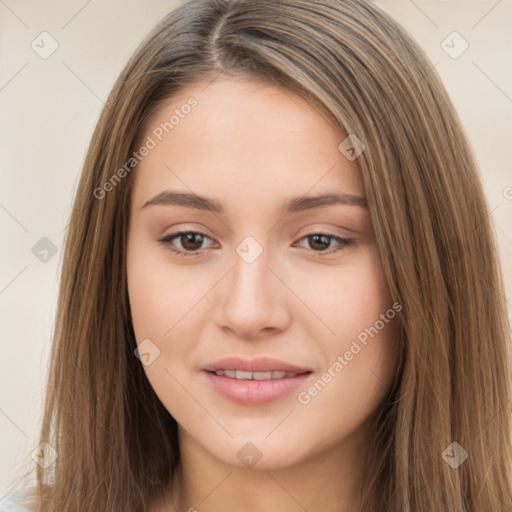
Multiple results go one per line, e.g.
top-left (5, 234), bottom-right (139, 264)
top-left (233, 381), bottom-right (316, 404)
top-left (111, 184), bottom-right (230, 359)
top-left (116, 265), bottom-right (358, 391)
top-left (213, 370), bottom-right (302, 380)
top-left (236, 370), bottom-right (253, 380)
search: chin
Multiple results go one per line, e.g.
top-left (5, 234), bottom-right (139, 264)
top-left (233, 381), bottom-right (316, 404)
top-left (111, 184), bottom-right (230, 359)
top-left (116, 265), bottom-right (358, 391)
top-left (202, 435), bottom-right (312, 472)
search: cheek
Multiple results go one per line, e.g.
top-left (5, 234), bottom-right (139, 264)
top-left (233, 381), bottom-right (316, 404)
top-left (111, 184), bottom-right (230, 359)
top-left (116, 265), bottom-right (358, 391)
top-left (306, 246), bottom-right (395, 340)
top-left (308, 319), bottom-right (400, 433)
top-left (126, 235), bottom-right (206, 340)
top-left (295, 323), bottom-right (400, 451)
top-left (303, 247), bottom-right (400, 414)
top-left (126, 241), bottom-right (200, 415)
top-left (126, 236), bottom-right (216, 405)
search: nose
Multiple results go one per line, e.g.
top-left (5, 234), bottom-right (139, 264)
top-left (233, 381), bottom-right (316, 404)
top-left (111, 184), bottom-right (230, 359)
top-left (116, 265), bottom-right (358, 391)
top-left (214, 242), bottom-right (291, 340)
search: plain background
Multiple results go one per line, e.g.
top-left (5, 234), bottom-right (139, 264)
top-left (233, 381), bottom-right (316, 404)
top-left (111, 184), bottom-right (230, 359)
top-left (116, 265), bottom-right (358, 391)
top-left (1, 0), bottom-right (511, 498)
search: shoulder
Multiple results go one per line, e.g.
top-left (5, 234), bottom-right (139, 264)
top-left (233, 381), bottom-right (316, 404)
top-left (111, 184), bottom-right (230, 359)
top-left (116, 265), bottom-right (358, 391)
top-left (0, 487), bottom-right (39, 512)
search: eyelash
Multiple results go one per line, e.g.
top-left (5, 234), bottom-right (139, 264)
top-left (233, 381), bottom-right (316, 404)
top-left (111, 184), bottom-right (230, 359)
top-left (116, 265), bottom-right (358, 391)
top-left (158, 230), bottom-right (355, 258)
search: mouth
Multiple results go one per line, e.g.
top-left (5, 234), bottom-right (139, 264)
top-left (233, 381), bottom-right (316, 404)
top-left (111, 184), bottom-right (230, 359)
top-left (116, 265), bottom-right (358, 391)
top-left (201, 356), bottom-right (313, 405)
top-left (203, 367), bottom-right (313, 405)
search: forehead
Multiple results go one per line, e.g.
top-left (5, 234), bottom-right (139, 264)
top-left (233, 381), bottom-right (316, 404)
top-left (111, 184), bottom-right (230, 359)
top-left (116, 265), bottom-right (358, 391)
top-left (131, 77), bottom-right (364, 211)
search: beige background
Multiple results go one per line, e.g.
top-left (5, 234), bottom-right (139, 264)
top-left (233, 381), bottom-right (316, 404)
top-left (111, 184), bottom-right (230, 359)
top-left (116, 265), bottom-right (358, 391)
top-left (1, 0), bottom-right (511, 498)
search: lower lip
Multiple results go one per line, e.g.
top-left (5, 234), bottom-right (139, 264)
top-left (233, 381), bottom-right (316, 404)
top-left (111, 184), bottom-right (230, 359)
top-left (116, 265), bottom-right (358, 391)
top-left (203, 371), bottom-right (312, 405)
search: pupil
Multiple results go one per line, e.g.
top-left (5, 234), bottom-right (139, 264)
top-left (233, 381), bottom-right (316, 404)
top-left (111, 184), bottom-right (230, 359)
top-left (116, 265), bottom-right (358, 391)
top-left (310, 234), bottom-right (330, 250)
top-left (182, 233), bottom-right (203, 250)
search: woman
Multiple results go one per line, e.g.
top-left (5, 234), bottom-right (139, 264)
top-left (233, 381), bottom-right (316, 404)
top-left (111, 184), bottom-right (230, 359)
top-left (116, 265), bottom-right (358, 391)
top-left (3, 0), bottom-right (511, 510)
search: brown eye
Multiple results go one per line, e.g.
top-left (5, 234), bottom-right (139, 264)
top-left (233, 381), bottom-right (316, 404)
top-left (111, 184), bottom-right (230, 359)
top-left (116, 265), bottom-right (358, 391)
top-left (158, 231), bottom-right (213, 257)
top-left (307, 234), bottom-right (332, 251)
top-left (295, 233), bottom-right (355, 254)
top-left (179, 232), bottom-right (205, 251)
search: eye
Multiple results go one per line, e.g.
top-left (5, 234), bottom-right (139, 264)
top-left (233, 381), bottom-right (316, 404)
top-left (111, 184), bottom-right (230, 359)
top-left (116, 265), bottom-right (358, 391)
top-left (158, 231), bottom-right (214, 258)
top-left (293, 233), bottom-right (355, 255)
top-left (158, 231), bottom-right (355, 258)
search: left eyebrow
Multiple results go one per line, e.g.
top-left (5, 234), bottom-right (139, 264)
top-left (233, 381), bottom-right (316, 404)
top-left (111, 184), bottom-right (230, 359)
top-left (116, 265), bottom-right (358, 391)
top-left (283, 192), bottom-right (368, 212)
top-left (140, 190), bottom-right (368, 214)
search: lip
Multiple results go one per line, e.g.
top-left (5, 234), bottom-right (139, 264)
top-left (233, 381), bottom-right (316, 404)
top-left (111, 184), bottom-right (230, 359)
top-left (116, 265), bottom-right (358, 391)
top-left (203, 370), bottom-right (312, 405)
top-left (202, 356), bottom-right (311, 373)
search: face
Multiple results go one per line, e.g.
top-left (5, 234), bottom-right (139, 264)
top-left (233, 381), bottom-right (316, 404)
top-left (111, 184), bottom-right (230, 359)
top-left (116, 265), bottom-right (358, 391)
top-left (126, 77), bottom-right (401, 471)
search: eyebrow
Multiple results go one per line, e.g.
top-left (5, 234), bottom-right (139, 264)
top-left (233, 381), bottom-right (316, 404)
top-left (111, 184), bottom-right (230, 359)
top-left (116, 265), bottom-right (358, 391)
top-left (140, 190), bottom-right (368, 214)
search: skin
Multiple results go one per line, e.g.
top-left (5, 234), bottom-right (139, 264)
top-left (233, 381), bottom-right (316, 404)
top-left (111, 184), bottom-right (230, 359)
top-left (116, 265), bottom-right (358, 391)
top-left (126, 76), bottom-right (401, 512)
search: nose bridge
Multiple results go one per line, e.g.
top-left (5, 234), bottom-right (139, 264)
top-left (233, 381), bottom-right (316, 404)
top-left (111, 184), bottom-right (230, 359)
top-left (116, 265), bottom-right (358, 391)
top-left (215, 233), bottom-right (289, 337)
top-left (230, 234), bottom-right (273, 305)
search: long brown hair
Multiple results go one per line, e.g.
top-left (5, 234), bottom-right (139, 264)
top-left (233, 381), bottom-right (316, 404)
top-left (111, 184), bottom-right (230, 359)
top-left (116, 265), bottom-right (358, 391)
top-left (23, 0), bottom-right (512, 509)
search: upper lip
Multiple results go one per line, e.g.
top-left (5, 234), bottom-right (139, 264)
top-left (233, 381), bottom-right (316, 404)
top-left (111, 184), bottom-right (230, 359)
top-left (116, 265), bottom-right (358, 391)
top-left (202, 356), bottom-right (312, 373)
